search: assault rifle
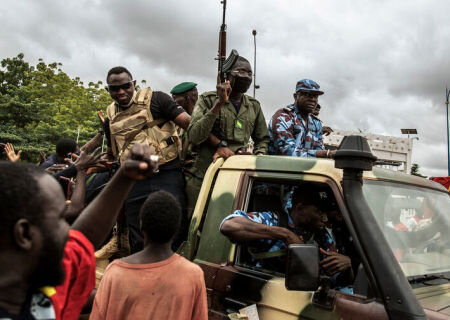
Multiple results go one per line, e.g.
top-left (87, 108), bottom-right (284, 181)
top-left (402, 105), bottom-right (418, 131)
top-left (217, 0), bottom-right (239, 83)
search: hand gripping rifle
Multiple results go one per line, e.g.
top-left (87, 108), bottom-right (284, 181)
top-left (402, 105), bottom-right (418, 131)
top-left (215, 0), bottom-right (239, 138)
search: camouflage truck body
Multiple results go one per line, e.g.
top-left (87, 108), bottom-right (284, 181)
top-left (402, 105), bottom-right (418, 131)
top-left (180, 155), bottom-right (450, 319)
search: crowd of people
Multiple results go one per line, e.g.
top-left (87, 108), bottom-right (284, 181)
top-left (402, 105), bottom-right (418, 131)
top-left (0, 51), bottom-right (348, 319)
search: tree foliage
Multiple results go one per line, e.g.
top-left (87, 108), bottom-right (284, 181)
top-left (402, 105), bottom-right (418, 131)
top-left (0, 53), bottom-right (112, 162)
top-left (410, 163), bottom-right (427, 178)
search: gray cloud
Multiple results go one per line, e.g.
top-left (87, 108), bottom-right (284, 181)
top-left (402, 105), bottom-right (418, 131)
top-left (1, 0), bottom-right (449, 177)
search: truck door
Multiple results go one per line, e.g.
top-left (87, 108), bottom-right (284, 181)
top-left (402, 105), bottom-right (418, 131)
top-left (211, 172), bottom-right (388, 320)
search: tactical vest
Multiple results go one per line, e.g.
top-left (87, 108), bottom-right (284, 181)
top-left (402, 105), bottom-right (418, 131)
top-left (106, 88), bottom-right (181, 165)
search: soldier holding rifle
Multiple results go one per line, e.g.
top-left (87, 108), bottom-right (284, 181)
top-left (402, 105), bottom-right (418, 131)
top-left (185, 1), bottom-right (269, 216)
top-left (186, 52), bottom-right (269, 216)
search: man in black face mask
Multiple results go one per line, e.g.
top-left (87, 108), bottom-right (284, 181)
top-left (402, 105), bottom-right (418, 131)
top-left (186, 54), bottom-right (269, 217)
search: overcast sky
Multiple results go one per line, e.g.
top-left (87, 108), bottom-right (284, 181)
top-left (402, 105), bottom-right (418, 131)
top-left (1, 0), bottom-right (449, 177)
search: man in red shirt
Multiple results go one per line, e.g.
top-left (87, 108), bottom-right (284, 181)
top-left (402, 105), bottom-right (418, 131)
top-left (0, 144), bottom-right (158, 320)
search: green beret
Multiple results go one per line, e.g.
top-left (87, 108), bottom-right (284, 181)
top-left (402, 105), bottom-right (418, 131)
top-left (170, 82), bottom-right (197, 95)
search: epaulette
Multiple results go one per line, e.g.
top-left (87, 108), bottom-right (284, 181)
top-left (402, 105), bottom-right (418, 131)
top-left (200, 91), bottom-right (219, 110)
top-left (246, 94), bottom-right (260, 104)
top-left (283, 104), bottom-right (295, 113)
top-left (201, 91), bottom-right (218, 97)
top-left (311, 114), bottom-right (323, 123)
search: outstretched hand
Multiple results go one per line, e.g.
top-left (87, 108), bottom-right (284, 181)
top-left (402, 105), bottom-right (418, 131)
top-left (120, 144), bottom-right (159, 180)
top-left (319, 248), bottom-right (351, 275)
top-left (74, 147), bottom-right (105, 172)
top-left (5, 143), bottom-right (22, 162)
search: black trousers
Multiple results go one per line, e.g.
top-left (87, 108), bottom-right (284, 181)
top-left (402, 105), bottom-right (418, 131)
top-left (124, 168), bottom-right (187, 253)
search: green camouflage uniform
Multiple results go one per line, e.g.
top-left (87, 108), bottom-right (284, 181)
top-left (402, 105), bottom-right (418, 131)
top-left (185, 91), bottom-right (269, 216)
top-left (179, 128), bottom-right (198, 172)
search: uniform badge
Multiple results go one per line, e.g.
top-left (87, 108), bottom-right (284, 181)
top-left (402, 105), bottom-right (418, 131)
top-left (235, 120), bottom-right (243, 129)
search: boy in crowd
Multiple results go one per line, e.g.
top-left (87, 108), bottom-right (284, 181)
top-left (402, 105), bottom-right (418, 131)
top-left (90, 191), bottom-right (207, 320)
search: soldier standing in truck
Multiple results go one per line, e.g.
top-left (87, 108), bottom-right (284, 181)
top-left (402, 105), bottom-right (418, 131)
top-left (268, 79), bottom-right (336, 158)
top-left (186, 54), bottom-right (269, 217)
top-left (104, 66), bottom-right (190, 252)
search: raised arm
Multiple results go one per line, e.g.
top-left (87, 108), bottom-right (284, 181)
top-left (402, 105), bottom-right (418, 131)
top-left (64, 170), bottom-right (86, 224)
top-left (187, 95), bottom-right (219, 145)
top-left (188, 76), bottom-right (231, 145)
top-left (71, 144), bottom-right (158, 249)
top-left (64, 150), bottom-right (102, 223)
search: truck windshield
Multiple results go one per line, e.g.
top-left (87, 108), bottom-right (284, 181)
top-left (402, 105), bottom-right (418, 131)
top-left (363, 180), bottom-right (450, 277)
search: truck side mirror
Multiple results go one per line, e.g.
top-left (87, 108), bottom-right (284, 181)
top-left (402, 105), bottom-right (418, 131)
top-left (285, 244), bottom-right (320, 291)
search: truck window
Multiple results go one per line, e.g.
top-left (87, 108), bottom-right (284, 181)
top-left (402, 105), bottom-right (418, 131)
top-left (363, 180), bottom-right (450, 280)
top-left (232, 178), bottom-right (360, 295)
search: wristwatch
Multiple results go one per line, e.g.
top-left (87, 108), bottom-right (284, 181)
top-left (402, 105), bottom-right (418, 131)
top-left (216, 140), bottom-right (228, 148)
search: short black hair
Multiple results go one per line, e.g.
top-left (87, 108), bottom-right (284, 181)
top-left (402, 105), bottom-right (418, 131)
top-left (292, 186), bottom-right (319, 207)
top-left (0, 162), bottom-right (46, 245)
top-left (55, 138), bottom-right (77, 157)
top-left (106, 66), bottom-right (133, 84)
top-left (139, 191), bottom-right (181, 244)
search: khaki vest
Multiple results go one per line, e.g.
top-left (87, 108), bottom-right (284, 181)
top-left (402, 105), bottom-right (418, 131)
top-left (106, 88), bottom-right (181, 165)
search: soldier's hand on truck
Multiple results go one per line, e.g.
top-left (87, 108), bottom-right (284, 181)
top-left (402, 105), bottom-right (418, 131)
top-left (319, 248), bottom-right (351, 275)
top-left (327, 150), bottom-right (337, 158)
top-left (283, 229), bottom-right (304, 246)
top-left (236, 146), bottom-right (252, 155)
top-left (212, 147), bottom-right (235, 163)
top-left (120, 144), bottom-right (159, 180)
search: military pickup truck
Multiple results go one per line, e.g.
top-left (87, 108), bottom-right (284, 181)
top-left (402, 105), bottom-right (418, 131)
top-left (179, 136), bottom-right (450, 320)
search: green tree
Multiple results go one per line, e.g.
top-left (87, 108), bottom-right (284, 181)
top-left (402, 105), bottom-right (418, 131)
top-left (0, 53), bottom-right (112, 162)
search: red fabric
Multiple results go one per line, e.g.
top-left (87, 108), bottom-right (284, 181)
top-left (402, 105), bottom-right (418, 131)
top-left (431, 177), bottom-right (450, 190)
top-left (51, 229), bottom-right (96, 320)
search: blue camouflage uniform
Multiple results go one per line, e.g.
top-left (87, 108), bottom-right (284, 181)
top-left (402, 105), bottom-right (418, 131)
top-left (311, 114), bottom-right (323, 136)
top-left (220, 210), bottom-right (296, 257)
top-left (268, 79), bottom-right (325, 157)
top-left (268, 103), bottom-right (324, 156)
top-left (220, 209), bottom-right (353, 293)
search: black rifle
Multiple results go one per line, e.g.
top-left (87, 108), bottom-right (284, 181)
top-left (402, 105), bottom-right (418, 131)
top-left (215, 0), bottom-right (239, 139)
top-left (217, 0), bottom-right (239, 83)
top-left (217, 0), bottom-right (227, 83)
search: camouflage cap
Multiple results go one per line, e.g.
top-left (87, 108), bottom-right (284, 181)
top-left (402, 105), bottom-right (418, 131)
top-left (170, 82), bottom-right (197, 95)
top-left (295, 79), bottom-right (324, 95)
